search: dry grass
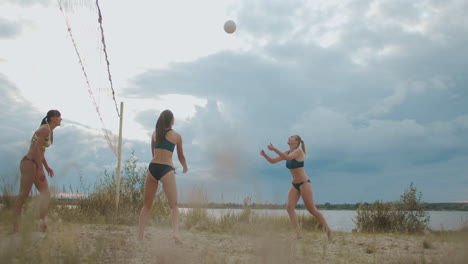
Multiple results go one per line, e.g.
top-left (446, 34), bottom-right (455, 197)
top-left (1, 195), bottom-right (468, 264)
top-left (1, 215), bottom-right (467, 264)
top-left (2, 158), bottom-right (467, 263)
top-left (1, 192), bottom-right (467, 264)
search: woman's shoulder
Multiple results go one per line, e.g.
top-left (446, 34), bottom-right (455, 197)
top-left (36, 124), bottom-right (50, 136)
top-left (292, 147), bottom-right (304, 155)
top-left (166, 129), bottom-right (182, 142)
top-left (167, 129), bottom-right (181, 138)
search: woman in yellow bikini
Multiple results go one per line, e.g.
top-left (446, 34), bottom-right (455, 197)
top-left (13, 110), bottom-right (62, 232)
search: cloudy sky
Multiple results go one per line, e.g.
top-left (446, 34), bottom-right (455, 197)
top-left (1, 0), bottom-right (467, 204)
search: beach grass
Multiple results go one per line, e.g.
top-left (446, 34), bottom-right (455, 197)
top-left (1, 155), bottom-right (467, 263)
top-left (1, 190), bottom-right (468, 264)
top-left (1, 207), bottom-right (467, 264)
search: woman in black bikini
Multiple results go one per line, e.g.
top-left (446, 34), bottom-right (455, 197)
top-left (260, 134), bottom-right (332, 241)
top-left (138, 110), bottom-right (188, 243)
top-left (13, 110), bottom-right (62, 232)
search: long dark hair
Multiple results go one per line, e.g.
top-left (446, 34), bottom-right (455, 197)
top-left (40, 109), bottom-right (61, 144)
top-left (155, 110), bottom-right (174, 145)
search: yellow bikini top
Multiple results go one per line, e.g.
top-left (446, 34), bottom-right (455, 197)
top-left (31, 124), bottom-right (52, 148)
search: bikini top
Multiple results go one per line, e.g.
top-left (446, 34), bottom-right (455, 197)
top-left (286, 159), bottom-right (304, 169)
top-left (154, 129), bottom-right (175, 152)
top-left (285, 151), bottom-right (304, 169)
top-left (31, 124), bottom-right (52, 148)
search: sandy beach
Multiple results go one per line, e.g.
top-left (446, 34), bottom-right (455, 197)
top-left (1, 221), bottom-right (467, 264)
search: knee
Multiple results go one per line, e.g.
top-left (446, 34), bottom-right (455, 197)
top-left (306, 205), bottom-right (319, 215)
top-left (286, 204), bottom-right (296, 214)
top-left (169, 203), bottom-right (178, 210)
top-left (40, 189), bottom-right (51, 197)
top-left (16, 191), bottom-right (29, 202)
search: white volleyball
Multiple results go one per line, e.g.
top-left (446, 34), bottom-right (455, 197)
top-left (224, 20), bottom-right (236, 34)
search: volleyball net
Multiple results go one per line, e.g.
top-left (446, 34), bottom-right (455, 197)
top-left (58, 0), bottom-right (120, 157)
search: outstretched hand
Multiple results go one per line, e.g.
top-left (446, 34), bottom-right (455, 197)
top-left (260, 150), bottom-right (266, 156)
top-left (267, 143), bottom-right (276, 151)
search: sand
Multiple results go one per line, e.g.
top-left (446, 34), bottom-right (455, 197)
top-left (1, 222), bottom-right (467, 263)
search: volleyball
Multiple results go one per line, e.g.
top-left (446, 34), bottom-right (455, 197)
top-left (224, 20), bottom-right (236, 34)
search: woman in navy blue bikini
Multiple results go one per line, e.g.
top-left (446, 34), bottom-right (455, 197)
top-left (260, 134), bottom-right (332, 241)
top-left (138, 110), bottom-right (188, 243)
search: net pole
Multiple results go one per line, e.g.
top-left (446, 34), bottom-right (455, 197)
top-left (115, 101), bottom-right (124, 211)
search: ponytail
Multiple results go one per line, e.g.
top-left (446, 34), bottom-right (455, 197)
top-left (39, 109), bottom-right (61, 144)
top-left (295, 135), bottom-right (307, 155)
top-left (155, 114), bottom-right (166, 145)
top-left (40, 116), bottom-right (48, 126)
top-left (300, 140), bottom-right (307, 155)
top-left (155, 110), bottom-right (174, 145)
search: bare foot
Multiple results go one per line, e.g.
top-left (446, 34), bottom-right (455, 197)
top-left (327, 229), bottom-right (333, 241)
top-left (173, 234), bottom-right (183, 245)
top-left (39, 221), bottom-right (47, 232)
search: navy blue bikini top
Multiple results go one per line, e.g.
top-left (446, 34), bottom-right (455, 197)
top-left (286, 151), bottom-right (304, 169)
top-left (286, 159), bottom-right (304, 169)
top-left (154, 129), bottom-right (175, 152)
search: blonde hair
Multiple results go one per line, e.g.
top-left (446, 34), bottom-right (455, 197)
top-left (295, 135), bottom-right (307, 155)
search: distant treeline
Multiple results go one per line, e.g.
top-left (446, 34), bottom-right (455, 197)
top-left (1, 197), bottom-right (466, 211)
top-left (178, 202), bottom-right (468, 211)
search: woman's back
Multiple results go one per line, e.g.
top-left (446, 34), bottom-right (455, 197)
top-left (152, 130), bottom-right (178, 165)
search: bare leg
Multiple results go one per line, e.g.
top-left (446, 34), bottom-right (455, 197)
top-left (300, 182), bottom-right (333, 241)
top-left (160, 171), bottom-right (182, 244)
top-left (138, 172), bottom-right (158, 241)
top-left (286, 186), bottom-right (302, 239)
top-left (34, 168), bottom-right (50, 232)
top-left (13, 160), bottom-right (36, 232)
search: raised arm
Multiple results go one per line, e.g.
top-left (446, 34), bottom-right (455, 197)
top-left (176, 134), bottom-right (188, 173)
top-left (260, 149), bottom-right (287, 164)
top-left (267, 143), bottom-right (301, 161)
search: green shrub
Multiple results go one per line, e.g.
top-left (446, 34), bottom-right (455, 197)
top-left (355, 182), bottom-right (430, 233)
top-left (57, 152), bottom-right (170, 224)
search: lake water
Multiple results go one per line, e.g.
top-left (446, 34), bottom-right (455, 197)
top-left (180, 208), bottom-right (468, 232)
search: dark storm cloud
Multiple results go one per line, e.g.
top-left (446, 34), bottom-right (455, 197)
top-left (123, 0), bottom-right (468, 203)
